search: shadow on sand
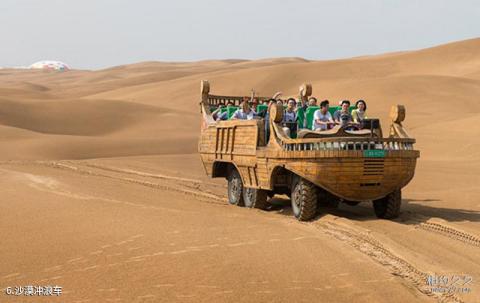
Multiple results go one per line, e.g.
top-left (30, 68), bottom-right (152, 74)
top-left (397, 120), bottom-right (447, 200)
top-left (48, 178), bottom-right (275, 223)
top-left (265, 196), bottom-right (480, 225)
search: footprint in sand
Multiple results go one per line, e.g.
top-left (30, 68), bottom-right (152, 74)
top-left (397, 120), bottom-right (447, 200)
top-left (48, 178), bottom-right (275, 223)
top-left (2, 273), bottom-right (21, 280)
top-left (78, 265), bottom-right (98, 271)
top-left (67, 257), bottom-right (84, 263)
top-left (130, 234), bottom-right (145, 239)
top-left (44, 265), bottom-right (63, 272)
top-left (49, 275), bottom-right (63, 280)
top-left (214, 290), bottom-right (234, 295)
top-left (137, 294), bottom-right (155, 299)
top-left (337, 284), bottom-right (353, 288)
top-left (195, 285), bottom-right (219, 289)
top-left (176, 294), bottom-right (196, 298)
top-left (154, 284), bottom-right (175, 288)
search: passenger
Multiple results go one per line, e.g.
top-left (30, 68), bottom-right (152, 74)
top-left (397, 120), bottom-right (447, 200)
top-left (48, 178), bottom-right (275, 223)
top-left (251, 98), bottom-right (259, 112)
top-left (352, 99), bottom-right (368, 125)
top-left (313, 100), bottom-right (335, 131)
top-left (216, 101), bottom-right (234, 121)
top-left (333, 100), bottom-right (353, 127)
top-left (232, 101), bottom-right (256, 120)
top-left (284, 99), bottom-right (297, 120)
top-left (300, 96), bottom-right (317, 112)
top-left (211, 102), bottom-right (225, 120)
top-left (282, 98), bottom-right (298, 137)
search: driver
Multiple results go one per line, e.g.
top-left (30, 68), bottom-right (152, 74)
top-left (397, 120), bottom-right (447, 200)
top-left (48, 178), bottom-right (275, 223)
top-left (333, 100), bottom-right (353, 127)
top-left (216, 101), bottom-right (235, 121)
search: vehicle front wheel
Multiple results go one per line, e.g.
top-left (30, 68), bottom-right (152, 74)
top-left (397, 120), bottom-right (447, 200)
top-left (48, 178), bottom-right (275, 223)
top-left (227, 168), bottom-right (244, 206)
top-left (243, 188), bottom-right (268, 210)
top-left (373, 189), bottom-right (401, 219)
top-left (291, 178), bottom-right (318, 221)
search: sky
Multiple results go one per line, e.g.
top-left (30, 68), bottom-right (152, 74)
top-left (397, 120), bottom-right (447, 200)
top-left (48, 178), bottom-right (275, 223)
top-left (0, 0), bottom-right (479, 70)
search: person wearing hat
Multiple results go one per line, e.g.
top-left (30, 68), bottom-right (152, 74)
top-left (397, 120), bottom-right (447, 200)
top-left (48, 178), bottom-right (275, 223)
top-left (352, 99), bottom-right (368, 125)
top-left (333, 100), bottom-right (353, 127)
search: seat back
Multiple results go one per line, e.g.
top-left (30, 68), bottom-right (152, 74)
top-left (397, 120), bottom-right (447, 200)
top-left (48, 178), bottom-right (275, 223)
top-left (256, 104), bottom-right (268, 115)
top-left (296, 107), bottom-right (305, 129)
top-left (227, 106), bottom-right (239, 119)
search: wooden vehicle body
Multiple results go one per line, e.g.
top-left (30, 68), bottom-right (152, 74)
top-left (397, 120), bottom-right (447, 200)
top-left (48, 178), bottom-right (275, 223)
top-left (198, 81), bottom-right (420, 220)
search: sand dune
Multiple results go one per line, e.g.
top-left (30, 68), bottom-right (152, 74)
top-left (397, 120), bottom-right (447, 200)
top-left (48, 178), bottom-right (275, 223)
top-left (1, 38), bottom-right (479, 302)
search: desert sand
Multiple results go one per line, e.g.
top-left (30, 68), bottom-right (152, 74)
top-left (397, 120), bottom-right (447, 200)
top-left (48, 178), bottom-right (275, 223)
top-left (1, 38), bottom-right (479, 302)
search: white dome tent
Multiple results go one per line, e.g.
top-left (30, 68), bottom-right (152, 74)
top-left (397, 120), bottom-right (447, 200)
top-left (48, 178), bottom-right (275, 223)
top-left (29, 60), bottom-right (70, 71)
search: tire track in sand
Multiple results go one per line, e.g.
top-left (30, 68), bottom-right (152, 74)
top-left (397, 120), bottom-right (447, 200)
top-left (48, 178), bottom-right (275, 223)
top-left (311, 220), bottom-right (465, 303)
top-left (55, 161), bottom-right (468, 303)
top-left (411, 217), bottom-right (480, 248)
top-left (34, 161), bottom-right (227, 206)
top-left (4, 160), bottom-right (480, 251)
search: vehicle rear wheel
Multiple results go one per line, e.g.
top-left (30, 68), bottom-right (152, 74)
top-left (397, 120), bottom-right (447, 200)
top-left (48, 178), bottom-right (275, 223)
top-left (291, 178), bottom-right (317, 221)
top-left (243, 188), bottom-right (268, 210)
top-left (373, 189), bottom-right (401, 219)
top-left (227, 169), bottom-right (244, 206)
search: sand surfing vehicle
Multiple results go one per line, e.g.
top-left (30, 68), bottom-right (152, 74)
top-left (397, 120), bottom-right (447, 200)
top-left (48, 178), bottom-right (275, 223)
top-left (198, 81), bottom-right (420, 221)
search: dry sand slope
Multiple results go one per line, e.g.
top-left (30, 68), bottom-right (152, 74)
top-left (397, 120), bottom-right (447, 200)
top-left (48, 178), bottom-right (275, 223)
top-left (1, 38), bottom-right (479, 302)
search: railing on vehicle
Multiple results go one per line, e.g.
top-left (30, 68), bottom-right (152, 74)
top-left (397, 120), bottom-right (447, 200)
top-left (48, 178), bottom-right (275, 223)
top-left (276, 136), bottom-right (415, 152)
top-left (207, 95), bottom-right (270, 107)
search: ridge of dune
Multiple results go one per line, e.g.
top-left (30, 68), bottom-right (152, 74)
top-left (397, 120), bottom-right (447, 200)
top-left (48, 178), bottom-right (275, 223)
top-left (0, 37), bottom-right (479, 161)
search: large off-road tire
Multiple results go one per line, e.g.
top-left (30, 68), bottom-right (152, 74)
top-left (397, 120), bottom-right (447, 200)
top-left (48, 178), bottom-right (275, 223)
top-left (373, 189), bottom-right (401, 219)
top-left (227, 169), bottom-right (244, 206)
top-left (291, 178), bottom-right (318, 221)
top-left (243, 188), bottom-right (269, 210)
